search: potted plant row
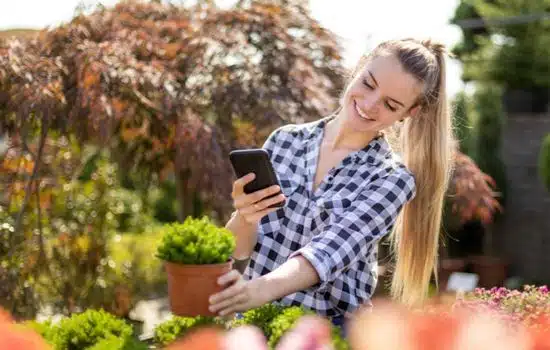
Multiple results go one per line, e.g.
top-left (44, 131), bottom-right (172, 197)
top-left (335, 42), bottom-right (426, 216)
top-left (156, 216), bottom-right (235, 317)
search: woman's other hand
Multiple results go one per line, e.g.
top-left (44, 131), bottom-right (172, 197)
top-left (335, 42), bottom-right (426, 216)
top-left (209, 270), bottom-right (267, 317)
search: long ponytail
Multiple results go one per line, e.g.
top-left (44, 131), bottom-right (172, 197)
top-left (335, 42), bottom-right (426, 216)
top-left (376, 39), bottom-right (454, 306)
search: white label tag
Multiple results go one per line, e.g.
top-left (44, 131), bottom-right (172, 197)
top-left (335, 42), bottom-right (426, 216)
top-left (446, 272), bottom-right (479, 292)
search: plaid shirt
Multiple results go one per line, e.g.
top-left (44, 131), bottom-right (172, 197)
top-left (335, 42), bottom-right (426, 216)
top-left (244, 116), bottom-right (416, 317)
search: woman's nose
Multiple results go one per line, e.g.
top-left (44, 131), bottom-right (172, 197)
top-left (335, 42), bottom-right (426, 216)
top-left (357, 95), bottom-right (379, 114)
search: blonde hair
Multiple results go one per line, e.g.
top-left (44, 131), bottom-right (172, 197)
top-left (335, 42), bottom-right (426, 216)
top-left (351, 39), bottom-right (454, 307)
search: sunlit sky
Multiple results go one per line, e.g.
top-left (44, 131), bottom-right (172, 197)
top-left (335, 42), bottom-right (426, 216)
top-left (0, 0), bottom-right (465, 96)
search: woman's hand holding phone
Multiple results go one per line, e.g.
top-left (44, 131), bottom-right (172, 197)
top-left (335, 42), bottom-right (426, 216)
top-left (232, 173), bottom-right (286, 225)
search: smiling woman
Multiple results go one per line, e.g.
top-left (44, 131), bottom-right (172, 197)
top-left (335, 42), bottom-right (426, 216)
top-left (341, 53), bottom-right (424, 132)
top-left (211, 38), bottom-right (454, 336)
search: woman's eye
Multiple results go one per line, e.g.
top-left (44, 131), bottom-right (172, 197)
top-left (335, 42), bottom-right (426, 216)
top-left (385, 102), bottom-right (397, 112)
top-left (362, 79), bottom-right (373, 89)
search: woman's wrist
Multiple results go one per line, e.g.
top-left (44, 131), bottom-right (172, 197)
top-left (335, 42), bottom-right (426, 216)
top-left (232, 210), bottom-right (253, 228)
top-left (249, 275), bottom-right (275, 306)
top-left (226, 211), bottom-right (257, 259)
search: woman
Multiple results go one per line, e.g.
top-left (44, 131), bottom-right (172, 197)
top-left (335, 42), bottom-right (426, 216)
top-left (208, 38), bottom-right (454, 330)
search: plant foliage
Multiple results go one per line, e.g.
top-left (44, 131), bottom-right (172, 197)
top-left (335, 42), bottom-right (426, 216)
top-left (155, 216), bottom-right (235, 265)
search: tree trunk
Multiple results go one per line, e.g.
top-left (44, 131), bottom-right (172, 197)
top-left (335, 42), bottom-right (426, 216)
top-left (175, 169), bottom-right (194, 222)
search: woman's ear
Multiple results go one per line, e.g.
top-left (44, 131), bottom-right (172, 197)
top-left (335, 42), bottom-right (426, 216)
top-left (409, 105), bottom-right (421, 118)
top-left (400, 105), bottom-right (421, 122)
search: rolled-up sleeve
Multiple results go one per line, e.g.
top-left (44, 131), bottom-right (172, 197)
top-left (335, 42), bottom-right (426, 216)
top-left (290, 168), bottom-right (416, 291)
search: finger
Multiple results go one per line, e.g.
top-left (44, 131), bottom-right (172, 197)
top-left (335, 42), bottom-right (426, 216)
top-left (218, 300), bottom-right (249, 317)
top-left (234, 185), bottom-right (282, 210)
top-left (218, 269), bottom-right (242, 286)
top-left (254, 193), bottom-right (286, 211)
top-left (210, 291), bottom-right (247, 314)
top-left (249, 185), bottom-right (282, 204)
top-left (209, 276), bottom-right (244, 305)
top-left (238, 194), bottom-right (285, 216)
top-left (232, 173), bottom-right (255, 196)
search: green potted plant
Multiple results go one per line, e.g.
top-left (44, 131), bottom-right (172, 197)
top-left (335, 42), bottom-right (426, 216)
top-left (156, 216), bottom-right (235, 317)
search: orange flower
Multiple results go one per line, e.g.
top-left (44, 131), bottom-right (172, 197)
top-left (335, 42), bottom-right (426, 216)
top-left (0, 307), bottom-right (52, 350)
top-left (527, 315), bottom-right (550, 350)
top-left (348, 299), bottom-right (535, 350)
top-left (165, 327), bottom-right (223, 350)
top-left (0, 308), bottom-right (14, 324)
top-left (409, 312), bottom-right (461, 350)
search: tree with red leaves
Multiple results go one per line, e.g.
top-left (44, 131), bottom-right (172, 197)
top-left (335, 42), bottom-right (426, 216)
top-left (0, 0), bottom-right (346, 222)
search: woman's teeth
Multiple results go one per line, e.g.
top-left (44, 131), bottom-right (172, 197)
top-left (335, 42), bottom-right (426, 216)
top-left (355, 103), bottom-right (373, 121)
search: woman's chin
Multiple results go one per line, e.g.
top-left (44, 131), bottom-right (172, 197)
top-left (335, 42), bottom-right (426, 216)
top-left (346, 111), bottom-right (378, 131)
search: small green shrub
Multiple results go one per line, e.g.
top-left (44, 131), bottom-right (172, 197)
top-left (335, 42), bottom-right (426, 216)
top-left (153, 315), bottom-right (224, 346)
top-left (50, 309), bottom-right (133, 350)
top-left (155, 216), bottom-right (235, 265)
top-left (539, 134), bottom-right (550, 192)
top-left (87, 335), bottom-right (148, 350)
top-left (330, 327), bottom-right (350, 350)
top-left (231, 303), bottom-right (285, 337)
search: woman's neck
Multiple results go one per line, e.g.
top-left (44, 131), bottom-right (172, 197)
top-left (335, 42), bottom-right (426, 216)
top-left (324, 110), bottom-right (379, 151)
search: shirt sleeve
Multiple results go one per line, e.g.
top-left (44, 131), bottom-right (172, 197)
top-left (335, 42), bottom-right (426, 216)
top-left (289, 168), bottom-right (416, 291)
top-left (262, 127), bottom-right (283, 158)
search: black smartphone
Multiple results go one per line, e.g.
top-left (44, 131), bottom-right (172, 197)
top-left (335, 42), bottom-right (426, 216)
top-left (229, 148), bottom-right (285, 208)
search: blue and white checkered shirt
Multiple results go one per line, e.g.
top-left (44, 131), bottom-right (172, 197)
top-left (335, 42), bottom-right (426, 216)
top-left (244, 116), bottom-right (416, 317)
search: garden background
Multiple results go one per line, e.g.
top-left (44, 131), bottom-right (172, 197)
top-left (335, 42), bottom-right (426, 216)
top-left (1, 0), bottom-right (550, 348)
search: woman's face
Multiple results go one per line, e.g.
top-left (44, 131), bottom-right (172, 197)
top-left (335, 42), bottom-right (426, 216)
top-left (341, 53), bottom-right (424, 133)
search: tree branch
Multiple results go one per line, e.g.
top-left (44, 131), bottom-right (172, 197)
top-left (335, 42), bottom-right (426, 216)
top-left (11, 115), bottom-right (49, 248)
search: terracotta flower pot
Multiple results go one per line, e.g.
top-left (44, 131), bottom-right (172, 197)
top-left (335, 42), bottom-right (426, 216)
top-left (469, 255), bottom-right (508, 288)
top-left (165, 259), bottom-right (233, 317)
